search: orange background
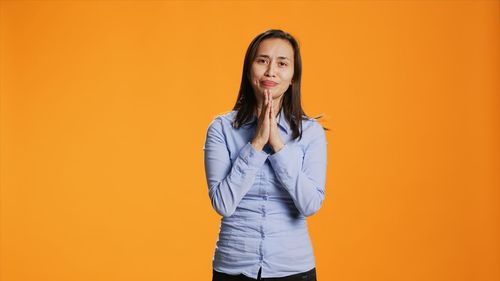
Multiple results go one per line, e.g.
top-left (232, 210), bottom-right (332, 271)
top-left (1, 1), bottom-right (499, 281)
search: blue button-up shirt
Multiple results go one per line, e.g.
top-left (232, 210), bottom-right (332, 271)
top-left (203, 106), bottom-right (328, 279)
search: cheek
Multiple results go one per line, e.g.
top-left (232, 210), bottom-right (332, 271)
top-left (250, 71), bottom-right (260, 83)
top-left (254, 78), bottom-right (260, 87)
top-left (279, 71), bottom-right (293, 85)
top-left (281, 84), bottom-right (290, 94)
top-left (248, 74), bottom-right (257, 87)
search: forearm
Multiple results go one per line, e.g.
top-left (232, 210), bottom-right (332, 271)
top-left (268, 137), bottom-right (327, 217)
top-left (206, 142), bottom-right (269, 217)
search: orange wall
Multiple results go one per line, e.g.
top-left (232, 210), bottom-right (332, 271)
top-left (1, 1), bottom-right (499, 281)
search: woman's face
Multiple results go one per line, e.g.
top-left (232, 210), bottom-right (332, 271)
top-left (248, 38), bottom-right (294, 105)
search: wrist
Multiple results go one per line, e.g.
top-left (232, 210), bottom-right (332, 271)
top-left (251, 139), bottom-right (265, 151)
top-left (271, 142), bottom-right (285, 153)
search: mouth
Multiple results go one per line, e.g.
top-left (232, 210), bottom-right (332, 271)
top-left (261, 80), bottom-right (278, 87)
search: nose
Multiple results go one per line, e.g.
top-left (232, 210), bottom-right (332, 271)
top-left (264, 61), bottom-right (276, 77)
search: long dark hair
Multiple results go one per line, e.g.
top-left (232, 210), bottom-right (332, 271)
top-left (231, 29), bottom-right (328, 141)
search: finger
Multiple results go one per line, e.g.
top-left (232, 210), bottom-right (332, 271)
top-left (266, 92), bottom-right (271, 115)
top-left (269, 94), bottom-right (273, 119)
top-left (271, 96), bottom-right (274, 119)
top-left (266, 91), bottom-right (270, 109)
top-left (265, 90), bottom-right (269, 109)
top-left (260, 90), bottom-right (266, 119)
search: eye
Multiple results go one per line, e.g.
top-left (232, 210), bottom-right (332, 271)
top-left (256, 59), bottom-right (267, 64)
top-left (279, 62), bottom-right (288, 67)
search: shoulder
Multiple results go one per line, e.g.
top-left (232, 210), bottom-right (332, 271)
top-left (206, 110), bottom-right (237, 131)
top-left (299, 116), bottom-right (327, 147)
top-left (302, 116), bottom-right (325, 135)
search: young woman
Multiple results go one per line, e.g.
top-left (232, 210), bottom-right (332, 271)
top-left (204, 29), bottom-right (328, 281)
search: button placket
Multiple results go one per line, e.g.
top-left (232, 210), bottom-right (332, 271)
top-left (258, 233), bottom-right (264, 261)
top-left (259, 168), bottom-right (268, 265)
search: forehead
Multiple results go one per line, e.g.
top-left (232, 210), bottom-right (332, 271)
top-left (256, 38), bottom-right (294, 59)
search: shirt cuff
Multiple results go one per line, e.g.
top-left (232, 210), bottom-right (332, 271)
top-left (238, 141), bottom-right (270, 169)
top-left (267, 143), bottom-right (301, 179)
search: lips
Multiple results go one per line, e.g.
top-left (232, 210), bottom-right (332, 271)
top-left (261, 80), bottom-right (278, 87)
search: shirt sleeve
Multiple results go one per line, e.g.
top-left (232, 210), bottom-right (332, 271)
top-left (268, 121), bottom-right (328, 217)
top-left (203, 117), bottom-right (269, 217)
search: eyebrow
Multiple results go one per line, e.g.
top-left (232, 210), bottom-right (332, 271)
top-left (256, 54), bottom-right (290, 61)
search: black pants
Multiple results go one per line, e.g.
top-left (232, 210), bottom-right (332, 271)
top-left (212, 267), bottom-right (317, 281)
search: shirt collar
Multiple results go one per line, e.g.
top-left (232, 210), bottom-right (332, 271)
top-left (241, 106), bottom-right (291, 133)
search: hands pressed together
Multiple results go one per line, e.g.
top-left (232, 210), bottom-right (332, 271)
top-left (251, 89), bottom-right (285, 153)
